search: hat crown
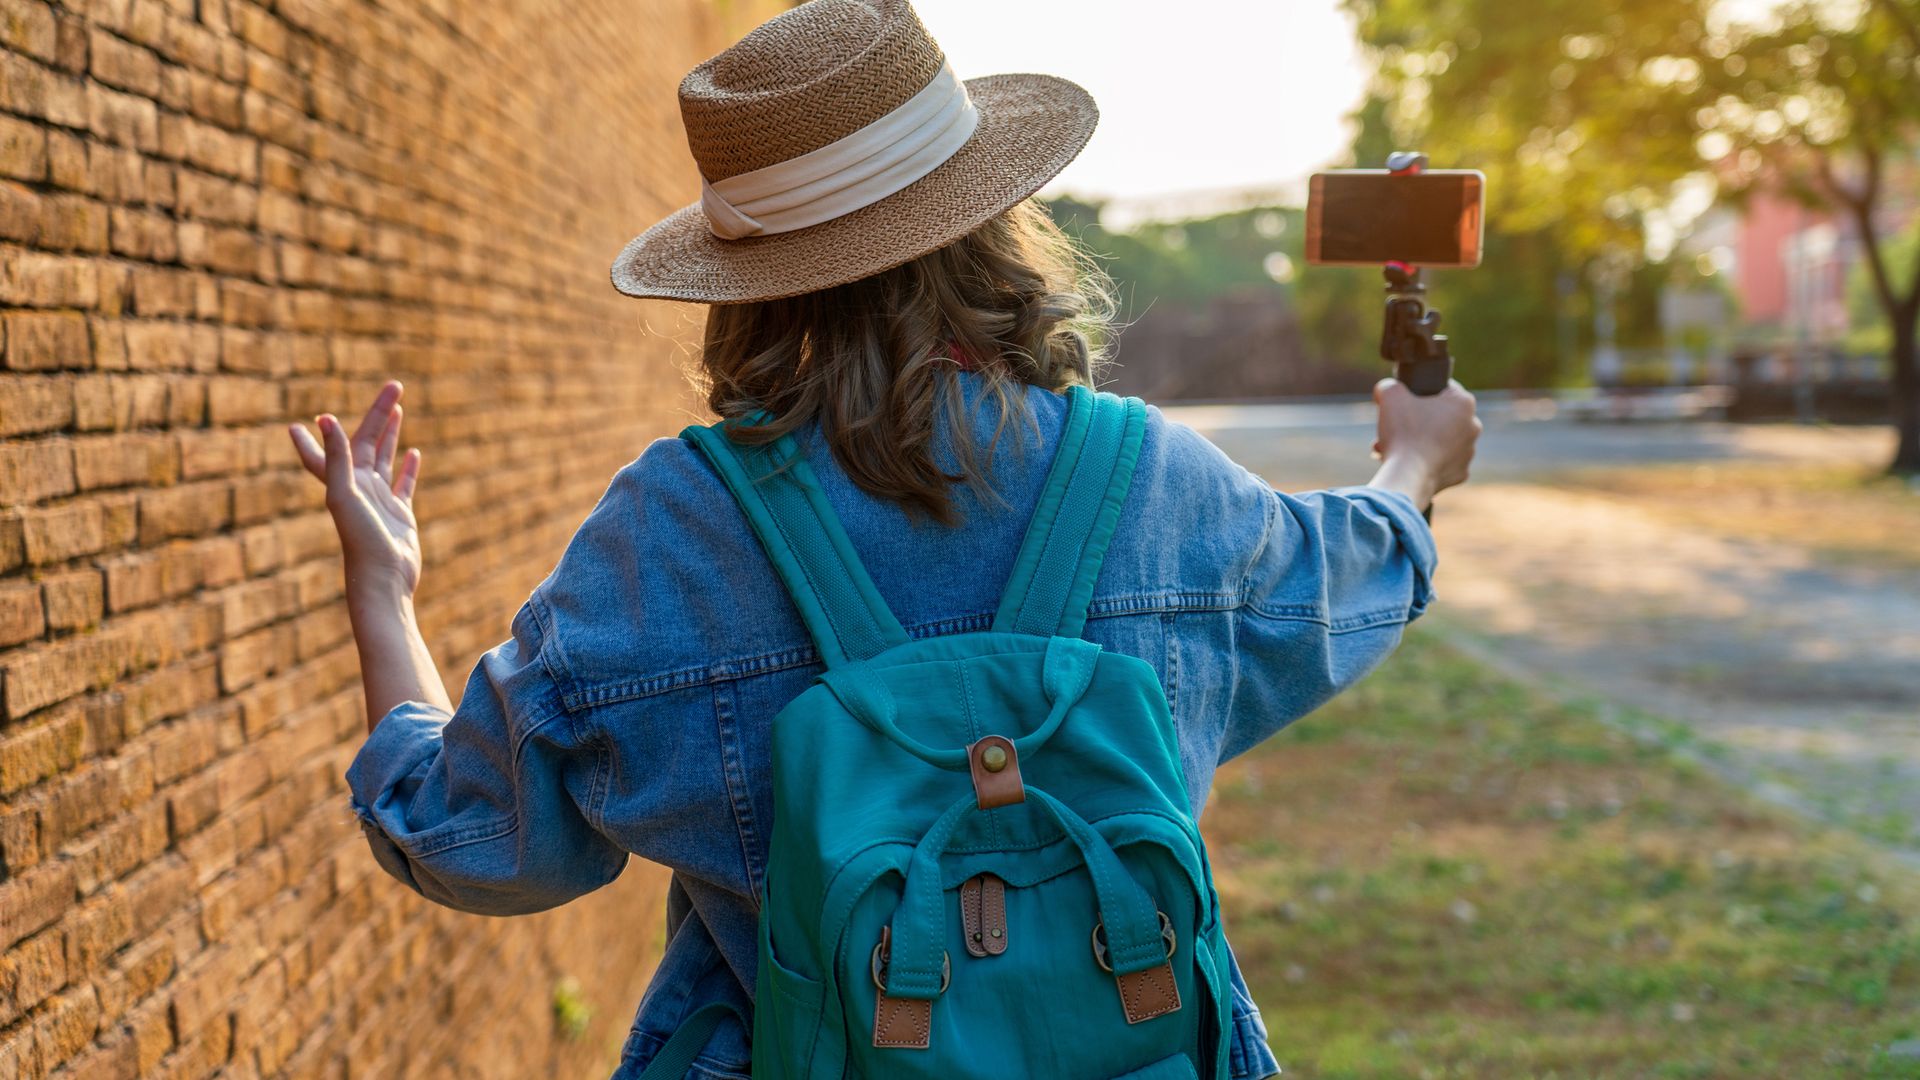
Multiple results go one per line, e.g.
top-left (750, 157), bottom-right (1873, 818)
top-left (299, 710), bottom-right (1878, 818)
top-left (680, 0), bottom-right (946, 184)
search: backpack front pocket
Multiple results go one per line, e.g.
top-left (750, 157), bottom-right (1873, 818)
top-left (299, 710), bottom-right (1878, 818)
top-left (755, 919), bottom-right (827, 1080)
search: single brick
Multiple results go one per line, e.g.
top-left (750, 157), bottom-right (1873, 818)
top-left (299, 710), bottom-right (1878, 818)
top-left (18, 498), bottom-right (105, 564)
top-left (3, 309), bottom-right (89, 370)
top-left (0, 437), bottom-right (74, 503)
top-left (44, 128), bottom-right (86, 189)
top-left (88, 27), bottom-right (161, 97)
top-left (37, 193), bottom-right (107, 252)
top-left (38, 567), bottom-right (100, 630)
top-left (31, 986), bottom-right (102, 1071)
top-left (57, 879), bottom-right (129, 969)
top-left (0, 111), bottom-right (49, 180)
top-left (137, 480), bottom-right (231, 543)
top-left (0, 178), bottom-right (40, 243)
top-left (0, 580), bottom-right (44, 644)
top-left (72, 374), bottom-right (169, 431)
top-left (0, 0), bottom-right (59, 62)
top-left (206, 377), bottom-right (281, 425)
top-left (122, 320), bottom-right (195, 371)
top-left (129, 267), bottom-right (195, 315)
top-left (70, 431), bottom-right (176, 490)
top-left (66, 798), bottom-right (165, 896)
top-left (177, 220), bottom-right (266, 277)
top-left (0, 248), bottom-right (98, 308)
top-left (186, 69), bottom-right (242, 128)
top-left (42, 753), bottom-right (154, 851)
top-left (182, 116), bottom-right (258, 181)
top-left (0, 374), bottom-right (74, 436)
top-left (176, 168), bottom-right (258, 226)
top-left (51, 9), bottom-right (85, 73)
top-left (195, 534), bottom-right (244, 588)
top-left (86, 81), bottom-right (158, 151)
top-left (94, 263), bottom-right (129, 320)
top-left (0, 861), bottom-right (74, 951)
top-left (89, 315), bottom-right (127, 369)
top-left (0, 703), bottom-right (85, 793)
top-left (100, 543), bottom-right (199, 614)
top-left (109, 206), bottom-right (177, 261)
top-left (0, 927), bottom-right (67, 1027)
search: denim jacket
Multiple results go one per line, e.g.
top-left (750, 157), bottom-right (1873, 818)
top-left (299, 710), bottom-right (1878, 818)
top-left (345, 376), bottom-right (1436, 1079)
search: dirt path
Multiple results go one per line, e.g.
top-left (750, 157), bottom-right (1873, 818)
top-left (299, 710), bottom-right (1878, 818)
top-left (1177, 408), bottom-right (1920, 852)
top-left (1431, 482), bottom-right (1920, 849)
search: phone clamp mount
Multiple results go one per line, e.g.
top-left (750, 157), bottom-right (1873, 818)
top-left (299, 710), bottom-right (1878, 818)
top-left (1379, 152), bottom-right (1454, 398)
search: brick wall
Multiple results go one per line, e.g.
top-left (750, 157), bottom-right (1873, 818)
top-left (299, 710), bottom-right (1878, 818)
top-left (0, 0), bottom-right (752, 1075)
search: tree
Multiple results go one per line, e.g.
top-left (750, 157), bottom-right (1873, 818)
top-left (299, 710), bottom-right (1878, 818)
top-left (1345, 0), bottom-right (1920, 471)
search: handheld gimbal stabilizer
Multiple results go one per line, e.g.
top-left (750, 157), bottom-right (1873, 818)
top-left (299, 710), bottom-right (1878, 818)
top-left (1306, 150), bottom-right (1481, 519)
top-left (1378, 152), bottom-right (1455, 400)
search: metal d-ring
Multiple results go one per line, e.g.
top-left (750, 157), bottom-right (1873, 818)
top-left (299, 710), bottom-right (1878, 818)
top-left (1091, 911), bottom-right (1178, 974)
top-left (872, 929), bottom-right (951, 994)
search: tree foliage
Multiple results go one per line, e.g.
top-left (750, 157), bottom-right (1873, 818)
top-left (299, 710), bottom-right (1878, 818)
top-left (1344, 0), bottom-right (1920, 467)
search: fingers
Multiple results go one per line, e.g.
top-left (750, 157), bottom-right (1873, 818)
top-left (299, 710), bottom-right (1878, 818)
top-left (374, 404), bottom-right (401, 483)
top-left (287, 423), bottom-right (327, 480)
top-left (351, 381), bottom-right (403, 461)
top-left (318, 413), bottom-right (353, 495)
top-left (394, 448), bottom-right (422, 501)
top-left (1374, 377), bottom-right (1411, 406)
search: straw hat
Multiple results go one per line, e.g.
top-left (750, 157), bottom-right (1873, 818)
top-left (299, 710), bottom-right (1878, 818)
top-left (610, 0), bottom-right (1098, 305)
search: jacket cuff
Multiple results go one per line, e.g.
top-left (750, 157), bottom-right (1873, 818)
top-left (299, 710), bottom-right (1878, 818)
top-left (344, 700), bottom-right (453, 882)
top-left (1330, 485), bottom-right (1438, 618)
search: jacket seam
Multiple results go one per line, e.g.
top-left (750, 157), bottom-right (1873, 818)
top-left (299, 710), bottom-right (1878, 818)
top-left (1236, 487), bottom-right (1281, 600)
top-left (556, 594), bottom-right (1243, 710)
top-left (713, 681), bottom-right (763, 904)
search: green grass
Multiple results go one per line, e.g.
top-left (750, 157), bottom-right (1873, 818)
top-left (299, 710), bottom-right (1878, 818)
top-left (1203, 628), bottom-right (1920, 1078)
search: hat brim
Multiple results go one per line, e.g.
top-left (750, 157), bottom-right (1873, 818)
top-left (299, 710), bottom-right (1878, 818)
top-left (610, 73), bottom-right (1097, 305)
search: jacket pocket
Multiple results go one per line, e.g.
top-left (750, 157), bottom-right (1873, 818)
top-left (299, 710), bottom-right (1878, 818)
top-left (1110, 1054), bottom-right (1201, 1080)
top-left (754, 919), bottom-right (826, 1079)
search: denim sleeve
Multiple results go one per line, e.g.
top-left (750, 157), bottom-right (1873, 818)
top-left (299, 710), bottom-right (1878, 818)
top-left (1218, 483), bottom-right (1437, 764)
top-left (344, 593), bottom-right (628, 916)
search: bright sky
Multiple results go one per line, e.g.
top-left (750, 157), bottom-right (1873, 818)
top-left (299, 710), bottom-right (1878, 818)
top-left (911, 0), bottom-right (1373, 221)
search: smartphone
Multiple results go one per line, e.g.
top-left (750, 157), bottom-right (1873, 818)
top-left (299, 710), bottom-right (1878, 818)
top-left (1304, 170), bottom-right (1485, 267)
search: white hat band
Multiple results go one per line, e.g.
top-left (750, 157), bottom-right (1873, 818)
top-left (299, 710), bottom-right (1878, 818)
top-left (700, 62), bottom-right (980, 240)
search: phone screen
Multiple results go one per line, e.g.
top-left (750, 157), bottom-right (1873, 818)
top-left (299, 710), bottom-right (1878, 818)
top-left (1305, 171), bottom-right (1485, 267)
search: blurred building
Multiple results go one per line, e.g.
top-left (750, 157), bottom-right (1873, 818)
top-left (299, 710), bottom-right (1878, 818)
top-left (1714, 154), bottom-right (1918, 419)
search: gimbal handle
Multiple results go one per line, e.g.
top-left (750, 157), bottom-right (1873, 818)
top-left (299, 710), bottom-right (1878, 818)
top-left (1381, 262), bottom-right (1453, 397)
top-left (1379, 152), bottom-right (1454, 522)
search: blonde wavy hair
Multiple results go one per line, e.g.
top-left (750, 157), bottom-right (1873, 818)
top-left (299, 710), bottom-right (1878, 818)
top-left (697, 199), bottom-right (1115, 525)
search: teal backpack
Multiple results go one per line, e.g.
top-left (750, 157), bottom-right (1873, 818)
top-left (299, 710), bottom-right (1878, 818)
top-left (646, 386), bottom-right (1233, 1079)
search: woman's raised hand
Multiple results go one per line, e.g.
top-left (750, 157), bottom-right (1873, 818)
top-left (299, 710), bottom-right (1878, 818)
top-left (287, 380), bottom-right (425, 598)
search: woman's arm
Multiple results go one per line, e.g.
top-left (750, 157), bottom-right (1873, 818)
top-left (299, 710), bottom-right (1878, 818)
top-left (292, 382), bottom-right (628, 914)
top-left (287, 381), bottom-right (451, 732)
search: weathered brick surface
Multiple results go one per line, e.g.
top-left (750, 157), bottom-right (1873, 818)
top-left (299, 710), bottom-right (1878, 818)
top-left (0, 1), bottom-right (756, 1075)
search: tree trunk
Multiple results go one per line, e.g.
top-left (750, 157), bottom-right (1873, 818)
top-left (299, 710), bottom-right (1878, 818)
top-left (1893, 312), bottom-right (1920, 473)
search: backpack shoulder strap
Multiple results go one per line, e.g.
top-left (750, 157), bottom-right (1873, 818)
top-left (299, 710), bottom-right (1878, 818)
top-left (992, 385), bottom-right (1148, 639)
top-left (682, 418), bottom-right (910, 668)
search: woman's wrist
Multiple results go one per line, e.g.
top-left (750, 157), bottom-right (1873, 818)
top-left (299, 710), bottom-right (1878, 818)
top-left (343, 560), bottom-right (415, 608)
top-left (1367, 454), bottom-right (1438, 512)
